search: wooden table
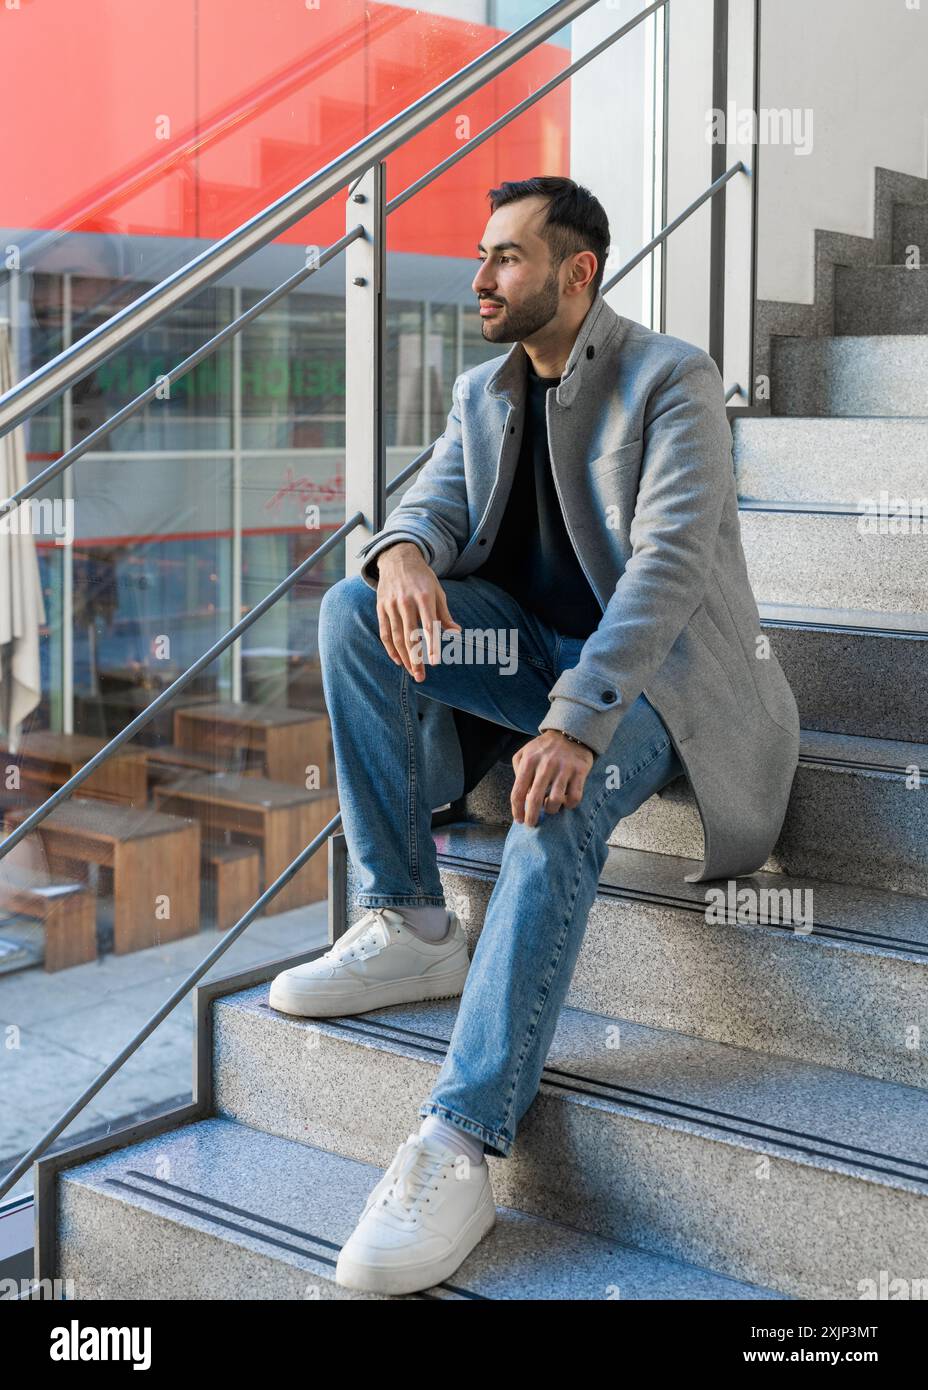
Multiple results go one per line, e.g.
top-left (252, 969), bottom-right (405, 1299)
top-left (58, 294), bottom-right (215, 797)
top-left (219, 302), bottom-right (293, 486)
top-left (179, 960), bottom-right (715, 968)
top-left (1, 732), bottom-right (148, 807)
top-left (153, 773), bottom-right (336, 913)
top-left (4, 797), bottom-right (201, 953)
top-left (172, 702), bottom-right (331, 787)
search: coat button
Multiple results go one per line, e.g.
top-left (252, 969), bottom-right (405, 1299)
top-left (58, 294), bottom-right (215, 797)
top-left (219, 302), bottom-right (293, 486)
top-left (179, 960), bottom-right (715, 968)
top-left (586, 345), bottom-right (595, 359)
top-left (601, 690), bottom-right (616, 703)
top-left (478, 537), bottom-right (487, 545)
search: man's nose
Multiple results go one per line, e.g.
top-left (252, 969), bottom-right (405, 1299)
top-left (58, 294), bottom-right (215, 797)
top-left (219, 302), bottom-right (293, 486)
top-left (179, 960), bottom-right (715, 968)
top-left (472, 261), bottom-right (496, 296)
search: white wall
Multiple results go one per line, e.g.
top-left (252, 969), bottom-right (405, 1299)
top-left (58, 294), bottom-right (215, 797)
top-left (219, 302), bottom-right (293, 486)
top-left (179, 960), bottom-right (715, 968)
top-left (571, 0), bottom-right (657, 326)
top-left (572, 0), bottom-right (717, 348)
top-left (757, 0), bottom-right (928, 303)
top-left (574, 0), bottom-right (928, 344)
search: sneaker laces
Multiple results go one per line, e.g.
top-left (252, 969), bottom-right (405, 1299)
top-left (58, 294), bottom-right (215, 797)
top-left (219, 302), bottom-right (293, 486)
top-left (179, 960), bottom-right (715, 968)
top-left (379, 1135), bottom-right (449, 1222)
top-left (325, 907), bottom-right (395, 963)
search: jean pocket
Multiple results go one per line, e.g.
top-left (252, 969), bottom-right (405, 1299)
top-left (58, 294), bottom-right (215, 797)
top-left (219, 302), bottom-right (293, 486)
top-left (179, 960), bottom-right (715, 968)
top-left (523, 652), bottom-right (555, 675)
top-left (554, 634), bottom-right (586, 675)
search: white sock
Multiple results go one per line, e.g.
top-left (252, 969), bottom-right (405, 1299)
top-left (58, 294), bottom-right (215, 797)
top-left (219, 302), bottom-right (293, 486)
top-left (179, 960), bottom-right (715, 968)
top-left (419, 1113), bottom-right (485, 1165)
top-left (398, 906), bottom-right (451, 942)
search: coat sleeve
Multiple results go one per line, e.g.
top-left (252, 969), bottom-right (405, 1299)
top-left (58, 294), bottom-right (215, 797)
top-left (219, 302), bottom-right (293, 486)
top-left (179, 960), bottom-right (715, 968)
top-left (537, 348), bottom-right (733, 756)
top-left (354, 376), bottom-right (472, 589)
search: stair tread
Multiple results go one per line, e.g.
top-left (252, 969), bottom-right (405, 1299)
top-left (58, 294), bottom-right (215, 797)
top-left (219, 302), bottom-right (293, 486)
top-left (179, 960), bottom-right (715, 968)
top-left (218, 986), bottom-right (928, 1197)
top-left (739, 498), bottom-right (914, 513)
top-left (757, 602), bottom-right (928, 636)
top-left (736, 415), bottom-right (928, 428)
top-left (59, 1115), bottom-right (784, 1299)
top-left (798, 725), bottom-right (928, 768)
top-left (464, 729), bottom-right (928, 895)
top-left (431, 821), bottom-right (928, 952)
top-left (472, 725), bottom-right (928, 776)
top-left (837, 264), bottom-right (928, 273)
top-left (776, 333), bottom-right (928, 344)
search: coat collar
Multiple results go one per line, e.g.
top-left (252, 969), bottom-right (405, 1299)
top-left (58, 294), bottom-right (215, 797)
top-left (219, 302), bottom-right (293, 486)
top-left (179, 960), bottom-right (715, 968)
top-left (484, 292), bottom-right (626, 409)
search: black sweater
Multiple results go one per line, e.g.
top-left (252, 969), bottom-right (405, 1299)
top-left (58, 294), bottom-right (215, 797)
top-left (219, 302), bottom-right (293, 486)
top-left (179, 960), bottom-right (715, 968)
top-left (470, 359), bottom-right (602, 639)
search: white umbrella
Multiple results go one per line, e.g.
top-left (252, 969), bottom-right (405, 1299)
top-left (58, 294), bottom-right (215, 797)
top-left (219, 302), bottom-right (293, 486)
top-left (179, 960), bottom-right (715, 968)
top-left (0, 319), bottom-right (47, 755)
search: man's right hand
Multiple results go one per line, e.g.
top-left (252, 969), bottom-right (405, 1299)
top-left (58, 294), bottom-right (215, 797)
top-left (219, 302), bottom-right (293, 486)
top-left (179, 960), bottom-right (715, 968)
top-left (374, 542), bottom-right (462, 682)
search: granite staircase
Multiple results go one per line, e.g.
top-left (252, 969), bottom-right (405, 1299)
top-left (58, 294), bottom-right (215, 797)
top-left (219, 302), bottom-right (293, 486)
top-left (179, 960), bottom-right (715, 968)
top-left (43, 170), bottom-right (928, 1301)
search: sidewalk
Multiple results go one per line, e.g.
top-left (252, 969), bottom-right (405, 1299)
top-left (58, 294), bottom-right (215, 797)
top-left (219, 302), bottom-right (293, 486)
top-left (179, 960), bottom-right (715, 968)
top-left (0, 899), bottom-right (329, 1203)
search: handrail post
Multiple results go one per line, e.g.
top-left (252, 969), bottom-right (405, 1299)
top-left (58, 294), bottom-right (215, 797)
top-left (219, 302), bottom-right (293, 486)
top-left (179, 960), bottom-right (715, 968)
top-left (720, 0), bottom-right (760, 410)
top-left (344, 164), bottom-right (386, 579)
top-left (709, 0), bottom-right (730, 376)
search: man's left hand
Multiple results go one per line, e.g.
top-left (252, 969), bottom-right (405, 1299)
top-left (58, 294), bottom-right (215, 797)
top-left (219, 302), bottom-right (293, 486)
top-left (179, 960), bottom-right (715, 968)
top-left (511, 730), bottom-right (595, 827)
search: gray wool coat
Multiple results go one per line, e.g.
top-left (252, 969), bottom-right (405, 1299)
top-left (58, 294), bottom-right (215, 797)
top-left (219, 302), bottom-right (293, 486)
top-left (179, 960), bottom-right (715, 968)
top-left (354, 291), bottom-right (800, 884)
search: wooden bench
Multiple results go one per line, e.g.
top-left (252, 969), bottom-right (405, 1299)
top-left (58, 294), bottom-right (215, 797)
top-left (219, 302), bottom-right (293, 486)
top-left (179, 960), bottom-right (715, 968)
top-left (0, 865), bottom-right (96, 971)
top-left (202, 839), bottom-right (262, 930)
top-left (144, 743), bottom-right (264, 793)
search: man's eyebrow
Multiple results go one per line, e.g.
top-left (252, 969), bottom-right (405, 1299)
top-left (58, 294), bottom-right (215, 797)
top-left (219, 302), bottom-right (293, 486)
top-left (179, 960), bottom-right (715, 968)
top-left (476, 241), bottom-right (523, 253)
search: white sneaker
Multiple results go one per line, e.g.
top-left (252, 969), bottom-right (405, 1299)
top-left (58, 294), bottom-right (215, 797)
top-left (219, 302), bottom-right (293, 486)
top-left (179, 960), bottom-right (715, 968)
top-left (335, 1132), bottom-right (496, 1294)
top-left (268, 906), bottom-right (469, 1017)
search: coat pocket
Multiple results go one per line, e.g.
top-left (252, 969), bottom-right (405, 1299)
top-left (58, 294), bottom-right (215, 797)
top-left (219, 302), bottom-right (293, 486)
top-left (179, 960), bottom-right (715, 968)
top-left (589, 437), bottom-right (644, 479)
top-left (690, 602), bottom-right (743, 701)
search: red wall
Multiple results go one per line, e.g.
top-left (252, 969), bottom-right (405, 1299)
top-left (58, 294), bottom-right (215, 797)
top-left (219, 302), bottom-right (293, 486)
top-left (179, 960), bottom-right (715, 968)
top-left (3, 0), bottom-right (570, 258)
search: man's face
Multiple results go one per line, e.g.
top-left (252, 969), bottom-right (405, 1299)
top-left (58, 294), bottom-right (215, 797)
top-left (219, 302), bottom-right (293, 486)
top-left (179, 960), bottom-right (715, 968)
top-left (472, 196), bottom-right (565, 344)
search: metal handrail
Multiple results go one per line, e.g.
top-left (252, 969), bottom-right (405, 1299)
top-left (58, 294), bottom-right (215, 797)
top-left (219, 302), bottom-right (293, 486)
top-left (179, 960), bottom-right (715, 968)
top-left (0, 809), bottom-right (344, 1197)
top-left (0, 0), bottom-right (602, 438)
top-left (386, 0), bottom-right (669, 217)
top-left (1, 0), bottom-right (670, 497)
top-left (0, 157), bottom-right (746, 835)
top-left (2, 157), bottom-right (740, 520)
top-left (0, 0), bottom-right (751, 1200)
top-left (0, 227), bottom-right (365, 518)
top-left (602, 163), bottom-right (744, 295)
top-left (0, 510), bottom-right (363, 866)
top-left (0, 6), bottom-right (746, 856)
top-left (3, 0), bottom-right (669, 849)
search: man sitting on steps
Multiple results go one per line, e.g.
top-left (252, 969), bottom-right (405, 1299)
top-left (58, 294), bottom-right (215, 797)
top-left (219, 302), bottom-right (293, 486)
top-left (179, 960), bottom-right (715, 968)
top-left (269, 176), bottom-right (800, 1296)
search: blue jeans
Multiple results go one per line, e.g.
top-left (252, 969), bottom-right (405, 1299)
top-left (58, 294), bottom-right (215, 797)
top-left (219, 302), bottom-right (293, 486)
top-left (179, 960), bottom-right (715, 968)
top-left (318, 572), bottom-right (684, 1159)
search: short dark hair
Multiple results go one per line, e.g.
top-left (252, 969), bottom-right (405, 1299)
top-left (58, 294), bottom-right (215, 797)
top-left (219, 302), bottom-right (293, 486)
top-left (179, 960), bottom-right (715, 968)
top-left (486, 176), bottom-right (610, 297)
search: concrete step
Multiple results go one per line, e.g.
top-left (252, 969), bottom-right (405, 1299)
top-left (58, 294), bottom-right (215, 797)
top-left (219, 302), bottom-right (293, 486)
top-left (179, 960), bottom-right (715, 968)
top-left (892, 202), bottom-right (928, 265)
top-left (55, 1114), bottom-right (784, 1300)
top-left (417, 822), bottom-right (928, 1088)
top-left (738, 506), bottom-right (928, 613)
top-left (733, 416), bottom-right (928, 504)
top-left (834, 266), bottom-right (928, 335)
top-left (465, 728), bottom-right (928, 896)
top-left (758, 605), bottom-right (928, 744)
top-left (770, 334), bottom-right (928, 416)
top-left (211, 988), bottom-right (928, 1299)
